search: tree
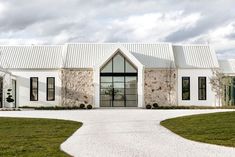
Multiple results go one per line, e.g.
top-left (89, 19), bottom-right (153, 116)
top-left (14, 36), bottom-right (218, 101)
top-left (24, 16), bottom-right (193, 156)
top-left (165, 61), bottom-right (175, 106)
top-left (0, 48), bottom-right (13, 108)
top-left (210, 69), bottom-right (225, 107)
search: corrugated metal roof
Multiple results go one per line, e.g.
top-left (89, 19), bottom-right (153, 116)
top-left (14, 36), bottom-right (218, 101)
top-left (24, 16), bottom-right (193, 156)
top-left (173, 45), bottom-right (219, 68)
top-left (0, 45), bottom-right (63, 69)
top-left (219, 59), bottom-right (235, 74)
top-left (0, 43), bottom-right (220, 69)
top-left (65, 43), bottom-right (175, 68)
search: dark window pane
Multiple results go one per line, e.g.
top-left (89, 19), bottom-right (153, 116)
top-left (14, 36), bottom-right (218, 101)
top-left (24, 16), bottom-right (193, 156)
top-left (47, 90), bottom-right (54, 101)
top-left (114, 83), bottom-right (124, 88)
top-left (113, 101), bottom-right (124, 107)
top-left (101, 76), bottom-right (112, 82)
top-left (198, 77), bottom-right (206, 100)
top-left (125, 88), bottom-right (137, 95)
top-left (126, 83), bottom-right (137, 88)
top-left (47, 77), bottom-right (55, 101)
top-left (101, 60), bottom-right (112, 73)
top-left (114, 88), bottom-right (124, 95)
top-left (101, 83), bottom-right (112, 88)
top-left (182, 77), bottom-right (190, 100)
top-left (113, 77), bottom-right (124, 82)
top-left (126, 101), bottom-right (137, 107)
top-left (100, 100), bottom-right (112, 107)
top-left (126, 76), bottom-right (137, 83)
top-left (101, 95), bottom-right (112, 101)
top-left (113, 54), bottom-right (124, 73)
top-left (126, 95), bottom-right (137, 101)
top-left (101, 88), bottom-right (113, 95)
top-left (125, 60), bottom-right (137, 73)
top-left (114, 94), bottom-right (125, 100)
top-left (30, 77), bottom-right (38, 101)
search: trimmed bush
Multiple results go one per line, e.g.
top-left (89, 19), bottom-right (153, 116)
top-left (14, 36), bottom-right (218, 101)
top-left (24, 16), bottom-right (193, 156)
top-left (152, 103), bottom-right (159, 108)
top-left (79, 104), bottom-right (85, 109)
top-left (87, 104), bottom-right (92, 110)
top-left (146, 104), bottom-right (152, 109)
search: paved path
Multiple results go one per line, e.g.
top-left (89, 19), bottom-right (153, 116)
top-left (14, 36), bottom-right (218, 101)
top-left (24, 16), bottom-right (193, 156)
top-left (1, 109), bottom-right (235, 157)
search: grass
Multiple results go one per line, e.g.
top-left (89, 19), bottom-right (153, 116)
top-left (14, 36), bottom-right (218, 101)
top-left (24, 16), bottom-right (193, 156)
top-left (20, 106), bottom-right (90, 110)
top-left (161, 111), bottom-right (235, 147)
top-left (0, 117), bottom-right (82, 157)
top-left (151, 105), bottom-right (235, 109)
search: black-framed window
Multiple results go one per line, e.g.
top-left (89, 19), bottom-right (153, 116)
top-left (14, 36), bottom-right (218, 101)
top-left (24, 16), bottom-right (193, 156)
top-left (12, 79), bottom-right (17, 107)
top-left (198, 77), bottom-right (207, 100)
top-left (182, 77), bottom-right (190, 100)
top-left (100, 53), bottom-right (138, 107)
top-left (30, 77), bottom-right (38, 101)
top-left (47, 77), bottom-right (55, 101)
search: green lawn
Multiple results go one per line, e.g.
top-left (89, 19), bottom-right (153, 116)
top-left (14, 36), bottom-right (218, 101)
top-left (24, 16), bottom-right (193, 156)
top-left (0, 117), bottom-right (82, 157)
top-left (161, 112), bottom-right (235, 147)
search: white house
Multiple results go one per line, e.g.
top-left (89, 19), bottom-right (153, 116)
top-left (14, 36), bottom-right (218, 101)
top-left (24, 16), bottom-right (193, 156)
top-left (0, 43), bottom-right (233, 108)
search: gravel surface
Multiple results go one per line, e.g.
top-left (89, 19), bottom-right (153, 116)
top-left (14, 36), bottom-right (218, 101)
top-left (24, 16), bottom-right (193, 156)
top-left (1, 109), bottom-right (235, 157)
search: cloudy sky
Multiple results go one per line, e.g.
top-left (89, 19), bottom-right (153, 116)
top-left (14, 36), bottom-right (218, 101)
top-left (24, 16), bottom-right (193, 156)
top-left (0, 0), bottom-right (234, 59)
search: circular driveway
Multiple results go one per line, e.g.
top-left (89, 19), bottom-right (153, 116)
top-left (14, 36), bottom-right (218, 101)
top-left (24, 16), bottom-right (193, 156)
top-left (0, 109), bottom-right (235, 157)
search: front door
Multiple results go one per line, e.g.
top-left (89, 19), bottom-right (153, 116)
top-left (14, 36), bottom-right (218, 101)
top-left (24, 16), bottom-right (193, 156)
top-left (100, 76), bottom-right (137, 107)
top-left (0, 77), bottom-right (3, 108)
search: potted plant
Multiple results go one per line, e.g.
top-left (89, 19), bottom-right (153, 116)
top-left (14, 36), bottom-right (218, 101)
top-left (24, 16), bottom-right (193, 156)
top-left (6, 89), bottom-right (14, 108)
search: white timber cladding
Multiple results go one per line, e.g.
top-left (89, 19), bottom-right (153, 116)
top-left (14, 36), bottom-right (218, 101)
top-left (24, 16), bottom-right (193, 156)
top-left (9, 70), bottom-right (61, 107)
top-left (178, 69), bottom-right (218, 107)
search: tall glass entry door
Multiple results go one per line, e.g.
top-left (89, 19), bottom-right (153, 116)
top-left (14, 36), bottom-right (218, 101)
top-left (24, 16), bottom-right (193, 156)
top-left (100, 53), bottom-right (138, 107)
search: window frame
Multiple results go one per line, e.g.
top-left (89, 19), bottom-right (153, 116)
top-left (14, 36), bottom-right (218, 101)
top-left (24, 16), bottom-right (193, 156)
top-left (46, 77), bottom-right (55, 101)
top-left (30, 77), bottom-right (38, 101)
top-left (182, 77), bottom-right (190, 100)
top-left (100, 52), bottom-right (138, 107)
top-left (198, 77), bottom-right (207, 100)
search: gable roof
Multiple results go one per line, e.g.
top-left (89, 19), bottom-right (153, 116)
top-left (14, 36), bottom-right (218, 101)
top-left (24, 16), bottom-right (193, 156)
top-left (0, 45), bottom-right (63, 69)
top-left (65, 43), bottom-right (175, 68)
top-left (94, 45), bottom-right (143, 69)
top-left (0, 43), bottom-right (219, 69)
top-left (173, 44), bottom-right (219, 68)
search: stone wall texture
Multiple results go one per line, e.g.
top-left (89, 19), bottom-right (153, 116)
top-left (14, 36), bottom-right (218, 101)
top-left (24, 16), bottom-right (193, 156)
top-left (61, 69), bottom-right (94, 106)
top-left (144, 69), bottom-right (177, 106)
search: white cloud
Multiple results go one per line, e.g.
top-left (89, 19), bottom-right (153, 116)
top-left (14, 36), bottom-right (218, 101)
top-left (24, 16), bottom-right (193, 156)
top-left (0, 0), bottom-right (234, 58)
top-left (106, 11), bottom-right (201, 42)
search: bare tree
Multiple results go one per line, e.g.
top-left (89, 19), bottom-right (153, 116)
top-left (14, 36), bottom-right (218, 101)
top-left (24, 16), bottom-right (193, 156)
top-left (210, 69), bottom-right (225, 107)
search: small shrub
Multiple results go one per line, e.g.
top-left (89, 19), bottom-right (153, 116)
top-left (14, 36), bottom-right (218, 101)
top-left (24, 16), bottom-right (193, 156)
top-left (152, 103), bottom-right (159, 108)
top-left (80, 104), bottom-right (85, 109)
top-left (146, 104), bottom-right (152, 109)
top-left (87, 104), bottom-right (92, 110)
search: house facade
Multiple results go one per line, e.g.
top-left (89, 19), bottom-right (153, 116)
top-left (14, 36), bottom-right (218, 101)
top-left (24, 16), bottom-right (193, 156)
top-left (0, 43), bottom-right (233, 108)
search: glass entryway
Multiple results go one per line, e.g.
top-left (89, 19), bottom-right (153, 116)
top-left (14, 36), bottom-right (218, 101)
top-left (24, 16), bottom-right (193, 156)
top-left (100, 53), bottom-right (137, 107)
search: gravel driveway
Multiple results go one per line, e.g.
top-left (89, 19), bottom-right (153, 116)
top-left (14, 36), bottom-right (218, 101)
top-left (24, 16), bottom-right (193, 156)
top-left (0, 109), bottom-right (235, 157)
